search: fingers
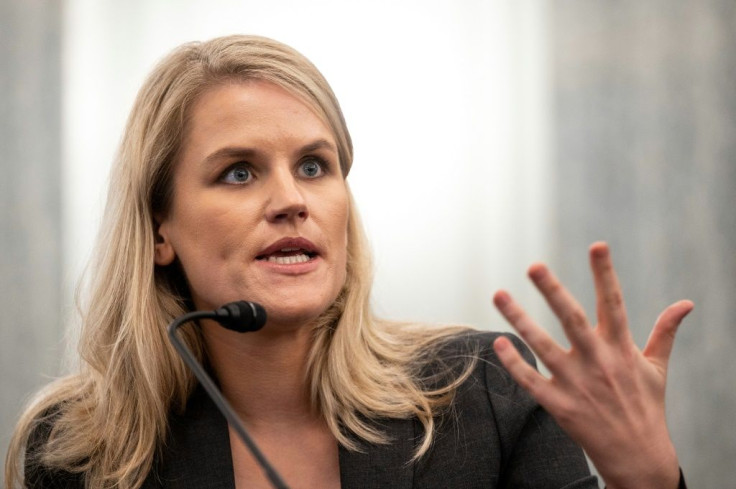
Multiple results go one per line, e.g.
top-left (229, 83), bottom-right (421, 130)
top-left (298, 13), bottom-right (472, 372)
top-left (527, 264), bottom-right (596, 355)
top-left (643, 300), bottom-right (694, 367)
top-left (492, 335), bottom-right (554, 406)
top-left (493, 290), bottom-right (567, 373)
top-left (589, 242), bottom-right (630, 343)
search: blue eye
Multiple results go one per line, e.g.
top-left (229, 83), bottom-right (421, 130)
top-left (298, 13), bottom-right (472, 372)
top-left (221, 164), bottom-right (251, 184)
top-left (299, 159), bottom-right (324, 178)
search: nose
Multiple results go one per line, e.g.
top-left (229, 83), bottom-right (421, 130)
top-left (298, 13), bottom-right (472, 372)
top-left (265, 169), bottom-right (309, 223)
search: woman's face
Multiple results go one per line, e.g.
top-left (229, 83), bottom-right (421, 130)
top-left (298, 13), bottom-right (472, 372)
top-left (155, 80), bottom-right (349, 329)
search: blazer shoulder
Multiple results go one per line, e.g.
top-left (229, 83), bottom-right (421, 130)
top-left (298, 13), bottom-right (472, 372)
top-left (430, 330), bottom-right (537, 379)
top-left (421, 329), bottom-right (540, 423)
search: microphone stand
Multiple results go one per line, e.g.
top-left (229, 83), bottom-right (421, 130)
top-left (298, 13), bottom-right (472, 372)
top-left (168, 310), bottom-right (290, 489)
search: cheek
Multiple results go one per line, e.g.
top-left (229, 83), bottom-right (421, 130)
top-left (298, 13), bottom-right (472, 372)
top-left (332, 197), bottom-right (350, 277)
top-left (167, 209), bottom-right (256, 309)
top-left (326, 190), bottom-right (349, 247)
top-left (314, 186), bottom-right (350, 277)
top-left (168, 203), bottom-right (248, 271)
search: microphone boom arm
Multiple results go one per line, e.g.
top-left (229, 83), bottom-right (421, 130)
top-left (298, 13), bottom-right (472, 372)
top-left (168, 310), bottom-right (290, 489)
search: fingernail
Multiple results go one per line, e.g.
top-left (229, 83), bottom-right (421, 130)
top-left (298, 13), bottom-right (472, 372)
top-left (528, 265), bottom-right (546, 281)
top-left (681, 300), bottom-right (695, 317)
top-left (494, 291), bottom-right (509, 307)
top-left (590, 242), bottom-right (609, 259)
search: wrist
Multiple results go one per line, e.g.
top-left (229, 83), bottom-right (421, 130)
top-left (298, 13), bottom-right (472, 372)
top-left (603, 441), bottom-right (679, 489)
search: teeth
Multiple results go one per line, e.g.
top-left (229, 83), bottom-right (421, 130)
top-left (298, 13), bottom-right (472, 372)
top-left (267, 254), bottom-right (311, 265)
top-left (280, 247), bottom-right (300, 252)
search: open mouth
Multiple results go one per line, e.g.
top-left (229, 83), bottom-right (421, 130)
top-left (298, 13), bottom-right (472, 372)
top-left (256, 247), bottom-right (318, 265)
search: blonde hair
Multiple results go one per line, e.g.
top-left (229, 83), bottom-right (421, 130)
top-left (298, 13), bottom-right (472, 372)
top-left (5, 35), bottom-right (473, 489)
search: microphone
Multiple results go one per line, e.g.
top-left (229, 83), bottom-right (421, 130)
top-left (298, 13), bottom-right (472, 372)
top-left (167, 301), bottom-right (290, 489)
top-left (213, 300), bottom-right (267, 332)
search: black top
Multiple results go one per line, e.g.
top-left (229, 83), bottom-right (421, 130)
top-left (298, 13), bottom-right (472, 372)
top-left (25, 331), bottom-right (681, 488)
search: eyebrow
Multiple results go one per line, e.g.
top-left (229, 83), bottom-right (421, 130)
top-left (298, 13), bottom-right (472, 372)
top-left (300, 139), bottom-right (337, 155)
top-left (203, 138), bottom-right (337, 164)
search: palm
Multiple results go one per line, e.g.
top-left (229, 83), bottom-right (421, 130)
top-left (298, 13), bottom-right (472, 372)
top-left (492, 242), bottom-right (691, 489)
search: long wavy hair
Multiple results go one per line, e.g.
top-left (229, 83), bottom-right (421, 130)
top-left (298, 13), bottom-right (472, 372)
top-left (5, 35), bottom-right (474, 489)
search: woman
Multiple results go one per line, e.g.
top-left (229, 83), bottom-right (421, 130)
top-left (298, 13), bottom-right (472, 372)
top-left (5, 35), bottom-right (690, 489)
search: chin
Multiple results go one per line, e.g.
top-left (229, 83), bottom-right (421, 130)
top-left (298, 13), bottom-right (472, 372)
top-left (266, 306), bottom-right (326, 327)
top-left (258, 294), bottom-right (339, 330)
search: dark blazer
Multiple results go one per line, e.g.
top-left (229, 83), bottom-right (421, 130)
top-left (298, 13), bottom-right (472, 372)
top-left (145, 332), bottom-right (597, 489)
top-left (27, 332), bottom-right (599, 488)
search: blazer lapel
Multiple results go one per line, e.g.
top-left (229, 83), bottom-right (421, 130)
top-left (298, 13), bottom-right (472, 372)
top-left (339, 417), bottom-right (415, 489)
top-left (154, 387), bottom-right (416, 489)
top-left (151, 387), bottom-right (235, 489)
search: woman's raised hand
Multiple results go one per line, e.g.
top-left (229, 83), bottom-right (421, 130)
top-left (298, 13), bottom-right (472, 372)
top-left (492, 242), bottom-right (692, 489)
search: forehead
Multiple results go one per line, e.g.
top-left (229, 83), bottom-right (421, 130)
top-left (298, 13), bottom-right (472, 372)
top-left (173, 80), bottom-right (341, 182)
top-left (185, 80), bottom-right (331, 140)
top-left (176, 80), bottom-right (337, 166)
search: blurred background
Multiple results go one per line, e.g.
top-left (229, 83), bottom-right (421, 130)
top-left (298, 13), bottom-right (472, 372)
top-left (2, 0), bottom-right (734, 485)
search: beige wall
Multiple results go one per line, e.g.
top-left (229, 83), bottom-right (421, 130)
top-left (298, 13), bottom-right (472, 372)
top-left (550, 2), bottom-right (736, 486)
top-left (0, 0), bottom-right (64, 466)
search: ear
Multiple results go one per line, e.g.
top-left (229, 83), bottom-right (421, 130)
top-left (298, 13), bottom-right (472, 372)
top-left (153, 216), bottom-right (176, 266)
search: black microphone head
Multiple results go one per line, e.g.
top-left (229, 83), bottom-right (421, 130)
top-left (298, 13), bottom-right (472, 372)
top-left (213, 301), bottom-right (267, 332)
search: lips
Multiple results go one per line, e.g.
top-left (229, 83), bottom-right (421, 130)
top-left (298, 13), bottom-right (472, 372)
top-left (256, 237), bottom-right (319, 264)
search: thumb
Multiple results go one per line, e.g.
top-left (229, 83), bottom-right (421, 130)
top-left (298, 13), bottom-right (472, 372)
top-left (642, 300), bottom-right (694, 367)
